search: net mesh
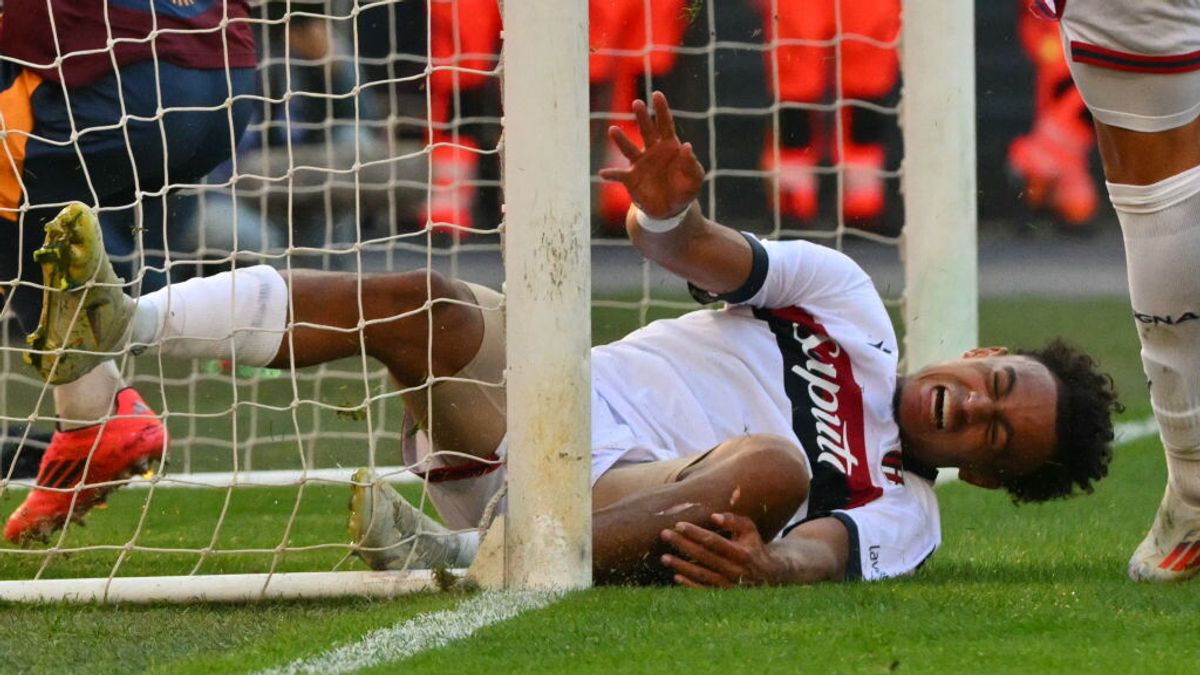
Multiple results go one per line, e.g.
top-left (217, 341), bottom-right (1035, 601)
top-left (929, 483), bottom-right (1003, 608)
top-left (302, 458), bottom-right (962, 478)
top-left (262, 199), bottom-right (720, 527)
top-left (0, 0), bottom-right (904, 586)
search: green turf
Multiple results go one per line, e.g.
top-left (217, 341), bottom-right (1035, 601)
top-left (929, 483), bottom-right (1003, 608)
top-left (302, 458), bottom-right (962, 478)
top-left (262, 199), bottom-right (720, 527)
top-left (2, 295), bottom-right (1186, 674)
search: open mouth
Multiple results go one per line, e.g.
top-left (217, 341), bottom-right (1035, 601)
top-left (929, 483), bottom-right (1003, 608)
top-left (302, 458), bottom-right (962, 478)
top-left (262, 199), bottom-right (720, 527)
top-left (933, 386), bottom-right (947, 430)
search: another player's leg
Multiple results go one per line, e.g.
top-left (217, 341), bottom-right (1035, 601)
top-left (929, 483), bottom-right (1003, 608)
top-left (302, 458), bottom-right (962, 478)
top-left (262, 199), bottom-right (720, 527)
top-left (5, 60), bottom-right (254, 545)
top-left (22, 203), bottom-right (138, 383)
top-left (1091, 117), bottom-right (1200, 581)
top-left (28, 208), bottom-right (506, 562)
top-left (1055, 7), bottom-right (1200, 580)
top-left (320, 271), bottom-right (506, 571)
top-left (6, 204), bottom-right (165, 544)
top-left (589, 434), bottom-right (810, 585)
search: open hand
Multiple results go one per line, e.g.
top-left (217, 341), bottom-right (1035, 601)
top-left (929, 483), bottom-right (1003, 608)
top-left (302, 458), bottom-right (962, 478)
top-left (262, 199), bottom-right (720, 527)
top-left (659, 512), bottom-right (786, 588)
top-left (598, 91), bottom-right (704, 220)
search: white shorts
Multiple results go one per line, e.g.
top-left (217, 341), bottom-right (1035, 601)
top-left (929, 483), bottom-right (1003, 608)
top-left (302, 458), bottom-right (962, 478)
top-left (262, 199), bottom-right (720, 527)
top-left (1059, 0), bottom-right (1200, 132)
top-left (404, 387), bottom-right (689, 529)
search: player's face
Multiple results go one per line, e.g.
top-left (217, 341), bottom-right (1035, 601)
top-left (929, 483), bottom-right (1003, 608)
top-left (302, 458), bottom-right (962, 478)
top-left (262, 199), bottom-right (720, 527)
top-left (895, 350), bottom-right (1059, 487)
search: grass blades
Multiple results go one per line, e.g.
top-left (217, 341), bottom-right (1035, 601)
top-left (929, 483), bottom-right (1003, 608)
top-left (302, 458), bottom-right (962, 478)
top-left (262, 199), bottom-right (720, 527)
top-left (1, 295), bottom-right (1188, 673)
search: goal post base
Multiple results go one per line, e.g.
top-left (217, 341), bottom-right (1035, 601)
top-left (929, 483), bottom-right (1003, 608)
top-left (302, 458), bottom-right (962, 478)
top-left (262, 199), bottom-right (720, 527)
top-left (0, 569), bottom-right (465, 604)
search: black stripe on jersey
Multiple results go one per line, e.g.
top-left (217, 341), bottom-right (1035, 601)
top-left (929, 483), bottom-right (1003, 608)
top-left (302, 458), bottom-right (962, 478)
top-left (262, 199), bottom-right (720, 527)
top-left (832, 512), bottom-right (862, 581)
top-left (755, 306), bottom-right (883, 515)
top-left (688, 232), bottom-right (769, 305)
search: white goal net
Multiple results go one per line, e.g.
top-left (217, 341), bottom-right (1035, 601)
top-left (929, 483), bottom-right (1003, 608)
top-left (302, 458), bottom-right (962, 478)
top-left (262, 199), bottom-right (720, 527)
top-left (0, 0), bottom-right (973, 602)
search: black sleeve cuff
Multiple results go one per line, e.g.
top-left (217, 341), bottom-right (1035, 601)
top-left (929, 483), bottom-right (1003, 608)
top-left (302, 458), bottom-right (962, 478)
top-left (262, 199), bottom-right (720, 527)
top-left (830, 512), bottom-right (862, 581)
top-left (688, 232), bottom-right (770, 305)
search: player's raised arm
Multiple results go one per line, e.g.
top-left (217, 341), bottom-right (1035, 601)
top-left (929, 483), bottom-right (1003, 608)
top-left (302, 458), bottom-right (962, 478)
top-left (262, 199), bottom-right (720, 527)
top-left (599, 91), bottom-right (754, 296)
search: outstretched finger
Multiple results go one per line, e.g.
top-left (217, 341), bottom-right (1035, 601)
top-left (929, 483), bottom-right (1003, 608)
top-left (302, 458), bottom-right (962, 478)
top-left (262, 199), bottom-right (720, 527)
top-left (608, 125), bottom-right (643, 161)
top-left (651, 91), bottom-right (676, 140)
top-left (598, 167), bottom-right (631, 183)
top-left (633, 98), bottom-right (658, 146)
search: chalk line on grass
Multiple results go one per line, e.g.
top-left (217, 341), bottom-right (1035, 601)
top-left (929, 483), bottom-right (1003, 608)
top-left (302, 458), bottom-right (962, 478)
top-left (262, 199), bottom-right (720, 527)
top-left (260, 589), bottom-right (563, 675)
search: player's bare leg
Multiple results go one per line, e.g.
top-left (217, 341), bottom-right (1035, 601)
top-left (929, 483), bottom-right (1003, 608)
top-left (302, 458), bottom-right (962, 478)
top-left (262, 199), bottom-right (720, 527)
top-left (1093, 118), bottom-right (1200, 581)
top-left (31, 223), bottom-right (505, 564)
top-left (276, 270), bottom-right (484, 405)
top-left (271, 270), bottom-right (508, 571)
top-left (589, 434), bottom-right (810, 585)
top-left (279, 267), bottom-right (506, 461)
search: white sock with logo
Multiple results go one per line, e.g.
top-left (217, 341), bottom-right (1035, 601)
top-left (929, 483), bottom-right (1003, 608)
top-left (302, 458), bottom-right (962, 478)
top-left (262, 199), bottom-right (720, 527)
top-left (129, 265), bottom-right (288, 367)
top-left (54, 360), bottom-right (123, 430)
top-left (1109, 163), bottom-right (1200, 499)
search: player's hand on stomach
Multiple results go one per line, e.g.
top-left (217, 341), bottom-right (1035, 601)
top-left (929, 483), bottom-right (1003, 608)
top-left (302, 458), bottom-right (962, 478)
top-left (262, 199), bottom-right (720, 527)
top-left (659, 512), bottom-right (787, 587)
top-left (599, 91), bottom-right (703, 222)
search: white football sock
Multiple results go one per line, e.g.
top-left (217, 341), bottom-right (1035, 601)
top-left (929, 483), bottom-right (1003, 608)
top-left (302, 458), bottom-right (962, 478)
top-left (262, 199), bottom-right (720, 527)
top-left (1109, 163), bottom-right (1200, 499)
top-left (130, 265), bottom-right (288, 367)
top-left (54, 360), bottom-right (123, 430)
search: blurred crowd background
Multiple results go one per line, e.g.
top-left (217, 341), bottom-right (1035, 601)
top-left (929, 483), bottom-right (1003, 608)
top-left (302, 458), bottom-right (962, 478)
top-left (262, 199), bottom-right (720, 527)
top-left (165, 0), bottom-right (1103, 280)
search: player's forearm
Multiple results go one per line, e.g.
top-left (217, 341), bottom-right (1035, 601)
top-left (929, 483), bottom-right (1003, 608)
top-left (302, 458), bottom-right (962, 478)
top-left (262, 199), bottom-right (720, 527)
top-left (766, 538), bottom-right (846, 585)
top-left (626, 203), bottom-right (754, 295)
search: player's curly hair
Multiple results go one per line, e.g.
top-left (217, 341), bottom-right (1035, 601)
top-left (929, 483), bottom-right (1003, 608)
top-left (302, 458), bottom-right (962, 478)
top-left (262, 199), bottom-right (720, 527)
top-left (1004, 338), bottom-right (1122, 504)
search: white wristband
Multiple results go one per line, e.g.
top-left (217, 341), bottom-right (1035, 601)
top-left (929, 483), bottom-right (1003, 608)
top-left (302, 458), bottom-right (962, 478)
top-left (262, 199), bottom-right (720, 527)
top-left (635, 202), bottom-right (693, 233)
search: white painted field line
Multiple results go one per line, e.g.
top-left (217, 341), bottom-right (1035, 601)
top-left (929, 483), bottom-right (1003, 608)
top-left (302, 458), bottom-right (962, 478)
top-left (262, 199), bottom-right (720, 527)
top-left (260, 589), bottom-right (564, 675)
top-left (935, 416), bottom-right (1160, 486)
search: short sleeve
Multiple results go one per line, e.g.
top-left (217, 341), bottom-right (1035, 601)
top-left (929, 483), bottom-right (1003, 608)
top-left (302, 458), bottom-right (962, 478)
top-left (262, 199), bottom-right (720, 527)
top-left (688, 232), bottom-right (769, 305)
top-left (691, 236), bottom-right (877, 311)
top-left (831, 480), bottom-right (941, 581)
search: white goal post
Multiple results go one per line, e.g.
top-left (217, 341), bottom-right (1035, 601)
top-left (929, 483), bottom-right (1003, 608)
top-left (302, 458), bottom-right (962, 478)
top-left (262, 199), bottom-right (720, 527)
top-left (0, 0), bottom-right (973, 603)
top-left (900, 0), bottom-right (979, 371)
top-left (500, 0), bottom-right (593, 590)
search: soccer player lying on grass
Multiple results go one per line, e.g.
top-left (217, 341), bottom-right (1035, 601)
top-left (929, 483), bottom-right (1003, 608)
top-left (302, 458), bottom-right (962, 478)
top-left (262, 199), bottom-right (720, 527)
top-left (14, 93), bottom-right (1118, 587)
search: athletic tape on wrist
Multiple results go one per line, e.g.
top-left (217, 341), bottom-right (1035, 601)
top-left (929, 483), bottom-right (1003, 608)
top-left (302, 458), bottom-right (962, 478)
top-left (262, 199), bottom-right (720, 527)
top-left (635, 202), bottom-right (693, 233)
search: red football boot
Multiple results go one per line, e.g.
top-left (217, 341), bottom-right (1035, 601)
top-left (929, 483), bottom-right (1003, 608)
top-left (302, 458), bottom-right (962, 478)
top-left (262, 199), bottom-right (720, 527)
top-left (5, 388), bottom-right (166, 545)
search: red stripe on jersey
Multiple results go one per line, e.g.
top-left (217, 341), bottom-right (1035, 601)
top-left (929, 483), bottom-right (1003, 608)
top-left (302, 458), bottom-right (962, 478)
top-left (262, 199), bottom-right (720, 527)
top-left (770, 306), bottom-right (883, 509)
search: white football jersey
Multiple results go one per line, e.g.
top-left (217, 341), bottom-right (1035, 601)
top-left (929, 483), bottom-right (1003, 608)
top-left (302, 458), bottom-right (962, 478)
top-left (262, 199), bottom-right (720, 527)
top-left (590, 235), bottom-right (941, 581)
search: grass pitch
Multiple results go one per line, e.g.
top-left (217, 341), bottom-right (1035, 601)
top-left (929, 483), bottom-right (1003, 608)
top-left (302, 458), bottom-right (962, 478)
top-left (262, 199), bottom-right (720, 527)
top-left (4, 295), bottom-right (1198, 673)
